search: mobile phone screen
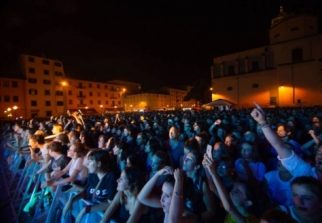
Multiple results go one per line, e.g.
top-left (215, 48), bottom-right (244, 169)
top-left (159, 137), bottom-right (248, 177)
top-left (206, 144), bottom-right (212, 159)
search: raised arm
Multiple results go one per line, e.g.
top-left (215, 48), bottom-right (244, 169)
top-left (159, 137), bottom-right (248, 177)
top-left (203, 155), bottom-right (246, 223)
top-left (138, 166), bottom-right (172, 208)
top-left (250, 107), bottom-right (291, 159)
top-left (169, 169), bottom-right (184, 223)
top-left (99, 192), bottom-right (121, 223)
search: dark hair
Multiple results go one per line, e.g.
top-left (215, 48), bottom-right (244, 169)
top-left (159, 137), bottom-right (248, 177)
top-left (123, 167), bottom-right (144, 195)
top-left (30, 134), bottom-right (45, 145)
top-left (88, 150), bottom-right (115, 172)
top-left (72, 141), bottom-right (88, 157)
top-left (291, 176), bottom-right (322, 201)
top-left (147, 137), bottom-right (161, 154)
top-left (154, 150), bottom-right (170, 169)
top-left (184, 138), bottom-right (200, 153)
top-left (48, 141), bottom-right (63, 153)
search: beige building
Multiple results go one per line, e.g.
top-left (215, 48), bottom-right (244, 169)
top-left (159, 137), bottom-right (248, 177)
top-left (210, 7), bottom-right (322, 108)
top-left (0, 54), bottom-right (128, 119)
top-left (123, 87), bottom-right (196, 111)
top-left (0, 77), bottom-right (26, 118)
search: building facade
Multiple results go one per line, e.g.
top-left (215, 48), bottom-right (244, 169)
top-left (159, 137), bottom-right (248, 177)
top-left (210, 8), bottom-right (322, 107)
top-left (123, 87), bottom-right (196, 111)
top-left (0, 54), bottom-right (128, 119)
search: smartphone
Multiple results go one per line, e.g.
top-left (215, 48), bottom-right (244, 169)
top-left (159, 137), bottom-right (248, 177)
top-left (206, 144), bottom-right (213, 159)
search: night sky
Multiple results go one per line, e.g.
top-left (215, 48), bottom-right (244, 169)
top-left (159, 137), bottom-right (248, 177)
top-left (0, 0), bottom-right (321, 90)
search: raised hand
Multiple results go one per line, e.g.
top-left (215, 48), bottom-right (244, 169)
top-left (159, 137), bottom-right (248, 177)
top-left (157, 166), bottom-right (173, 176)
top-left (250, 108), bottom-right (266, 125)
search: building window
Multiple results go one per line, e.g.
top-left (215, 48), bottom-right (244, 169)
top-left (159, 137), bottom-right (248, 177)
top-left (105, 93), bottom-right (108, 97)
top-left (290, 27), bottom-right (299, 31)
top-left (104, 85), bottom-right (107, 89)
top-left (57, 101), bottom-right (64, 106)
top-left (54, 62), bottom-right (62, 67)
top-left (69, 100), bottom-right (73, 105)
top-left (227, 86), bottom-right (233, 91)
top-left (46, 111), bottom-right (52, 117)
top-left (88, 83), bottom-right (92, 88)
top-left (68, 90), bottom-right (72, 95)
top-left (252, 83), bottom-right (259, 89)
top-left (292, 48), bottom-right (303, 62)
top-left (97, 92), bottom-right (101, 97)
top-left (4, 95), bottom-right (10, 102)
top-left (90, 100), bottom-right (93, 105)
top-left (45, 101), bottom-right (51, 106)
top-left (43, 79), bottom-right (51, 85)
top-left (89, 92), bottom-right (93, 96)
top-left (97, 84), bottom-right (100, 89)
top-left (56, 91), bottom-right (63, 96)
top-left (28, 56), bottom-right (35, 62)
top-left (29, 68), bottom-right (36, 73)
top-left (13, 96), bottom-right (19, 102)
top-left (270, 97), bottom-right (277, 106)
top-left (31, 101), bottom-right (37, 106)
top-left (28, 78), bottom-right (37, 83)
top-left (97, 100), bottom-right (101, 105)
top-left (252, 61), bottom-right (259, 71)
top-left (55, 71), bottom-right (63, 76)
top-left (228, 65), bottom-right (235, 75)
top-left (12, 81), bottom-right (18, 87)
top-left (44, 70), bottom-right (49, 75)
top-left (44, 90), bottom-right (50, 95)
top-left (3, 81), bottom-right (9, 87)
top-left (42, 60), bottom-right (50, 65)
top-left (29, 89), bottom-right (38, 95)
top-left (105, 100), bottom-right (109, 105)
top-left (118, 101), bottom-right (121, 105)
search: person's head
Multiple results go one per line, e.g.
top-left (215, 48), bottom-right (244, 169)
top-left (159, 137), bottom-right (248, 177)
top-left (243, 131), bottom-right (256, 144)
top-left (230, 181), bottom-right (253, 210)
top-left (183, 138), bottom-right (200, 155)
top-left (67, 141), bottom-right (87, 159)
top-left (151, 150), bottom-right (170, 173)
top-left (161, 175), bottom-right (175, 214)
top-left (126, 153), bottom-right (145, 171)
top-left (224, 134), bottom-right (234, 147)
top-left (240, 142), bottom-right (255, 161)
top-left (52, 124), bottom-right (63, 135)
top-left (169, 126), bottom-right (179, 140)
top-left (48, 141), bottom-right (63, 157)
top-left (86, 150), bottom-right (115, 174)
top-left (182, 149), bottom-right (201, 173)
top-left (117, 167), bottom-right (143, 195)
top-left (56, 133), bottom-right (69, 145)
top-left (260, 209), bottom-right (296, 223)
top-left (291, 176), bottom-right (322, 218)
top-left (29, 134), bottom-right (45, 148)
top-left (213, 142), bottom-right (229, 161)
top-left (217, 159), bottom-right (234, 178)
top-left (276, 124), bottom-right (290, 140)
top-left (98, 134), bottom-right (106, 149)
top-left (145, 137), bottom-right (161, 154)
top-left (136, 132), bottom-right (147, 146)
top-left (312, 116), bottom-right (321, 129)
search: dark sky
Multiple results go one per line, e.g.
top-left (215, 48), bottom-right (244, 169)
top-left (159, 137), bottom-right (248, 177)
top-left (0, 0), bottom-right (321, 90)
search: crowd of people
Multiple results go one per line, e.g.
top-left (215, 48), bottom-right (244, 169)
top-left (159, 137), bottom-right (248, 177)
top-left (1, 105), bottom-right (322, 223)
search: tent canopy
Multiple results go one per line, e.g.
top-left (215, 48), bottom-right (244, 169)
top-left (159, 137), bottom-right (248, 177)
top-left (202, 99), bottom-right (235, 107)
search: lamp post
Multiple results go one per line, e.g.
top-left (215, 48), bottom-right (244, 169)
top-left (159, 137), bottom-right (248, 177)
top-left (61, 81), bottom-right (68, 113)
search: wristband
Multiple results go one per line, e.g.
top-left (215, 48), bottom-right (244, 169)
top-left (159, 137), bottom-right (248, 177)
top-left (259, 122), bottom-right (269, 128)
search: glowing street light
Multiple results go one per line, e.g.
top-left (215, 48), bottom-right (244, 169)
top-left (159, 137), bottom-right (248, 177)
top-left (13, 105), bottom-right (18, 110)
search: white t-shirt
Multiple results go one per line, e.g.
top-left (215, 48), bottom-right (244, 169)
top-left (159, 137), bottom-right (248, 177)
top-left (68, 157), bottom-right (87, 182)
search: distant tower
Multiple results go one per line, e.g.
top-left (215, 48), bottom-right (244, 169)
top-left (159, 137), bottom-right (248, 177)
top-left (269, 6), bottom-right (318, 44)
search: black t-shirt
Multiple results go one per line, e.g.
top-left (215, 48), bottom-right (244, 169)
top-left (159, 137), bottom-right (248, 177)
top-left (47, 155), bottom-right (70, 173)
top-left (84, 172), bottom-right (117, 203)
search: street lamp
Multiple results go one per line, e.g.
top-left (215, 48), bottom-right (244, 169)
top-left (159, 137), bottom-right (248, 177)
top-left (61, 81), bottom-right (68, 113)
